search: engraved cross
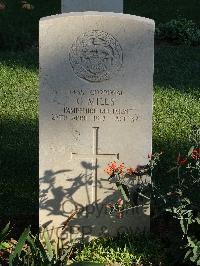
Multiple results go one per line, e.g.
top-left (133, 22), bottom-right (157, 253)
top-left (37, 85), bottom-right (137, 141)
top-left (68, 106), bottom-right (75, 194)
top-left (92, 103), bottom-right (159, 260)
top-left (71, 127), bottom-right (119, 203)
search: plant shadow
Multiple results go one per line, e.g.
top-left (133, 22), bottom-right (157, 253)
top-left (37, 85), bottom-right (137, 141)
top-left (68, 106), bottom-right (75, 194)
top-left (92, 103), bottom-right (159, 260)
top-left (40, 161), bottom-right (150, 241)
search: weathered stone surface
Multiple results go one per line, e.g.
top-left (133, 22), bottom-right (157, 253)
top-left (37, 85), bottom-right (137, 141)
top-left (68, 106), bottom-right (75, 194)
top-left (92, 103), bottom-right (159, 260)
top-left (39, 12), bottom-right (155, 242)
top-left (61, 0), bottom-right (123, 13)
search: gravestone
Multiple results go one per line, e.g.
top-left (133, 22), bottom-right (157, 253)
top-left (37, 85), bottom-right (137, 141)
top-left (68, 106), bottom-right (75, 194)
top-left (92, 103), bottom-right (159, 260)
top-left (39, 12), bottom-right (154, 243)
top-left (61, 0), bottom-right (123, 13)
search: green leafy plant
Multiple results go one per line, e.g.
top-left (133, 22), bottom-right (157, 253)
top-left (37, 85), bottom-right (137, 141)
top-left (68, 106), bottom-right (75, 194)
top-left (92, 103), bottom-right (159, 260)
top-left (105, 126), bottom-right (200, 265)
top-left (185, 236), bottom-right (200, 265)
top-left (8, 227), bottom-right (72, 265)
top-left (0, 222), bottom-right (11, 249)
top-left (156, 18), bottom-right (200, 45)
top-left (0, 222), bottom-right (12, 264)
top-left (104, 154), bottom-right (161, 219)
top-left (161, 127), bottom-right (200, 265)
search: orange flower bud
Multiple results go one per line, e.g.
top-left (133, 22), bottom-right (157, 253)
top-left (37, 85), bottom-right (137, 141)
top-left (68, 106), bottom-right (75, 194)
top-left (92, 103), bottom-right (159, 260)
top-left (127, 167), bottom-right (136, 175)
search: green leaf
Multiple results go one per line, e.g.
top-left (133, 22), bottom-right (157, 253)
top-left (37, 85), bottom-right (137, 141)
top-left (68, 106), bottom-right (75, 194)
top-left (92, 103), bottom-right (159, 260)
top-left (26, 234), bottom-right (42, 263)
top-left (34, 235), bottom-right (49, 262)
top-left (60, 251), bottom-right (70, 262)
top-left (0, 242), bottom-right (10, 250)
top-left (196, 216), bottom-right (200, 224)
top-left (180, 218), bottom-right (188, 235)
top-left (43, 229), bottom-right (54, 261)
top-left (188, 146), bottom-right (195, 156)
top-left (116, 182), bottom-right (130, 202)
top-left (167, 166), bottom-right (177, 173)
top-left (0, 222), bottom-right (11, 242)
top-left (9, 227), bottom-right (30, 266)
top-left (184, 249), bottom-right (192, 260)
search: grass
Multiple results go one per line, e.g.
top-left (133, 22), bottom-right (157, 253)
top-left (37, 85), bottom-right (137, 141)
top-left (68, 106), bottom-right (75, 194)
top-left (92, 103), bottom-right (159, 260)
top-left (153, 45), bottom-right (200, 189)
top-left (74, 233), bottom-right (167, 265)
top-left (0, 49), bottom-right (38, 232)
top-left (0, 45), bottom-right (200, 232)
top-left (153, 45), bottom-right (200, 155)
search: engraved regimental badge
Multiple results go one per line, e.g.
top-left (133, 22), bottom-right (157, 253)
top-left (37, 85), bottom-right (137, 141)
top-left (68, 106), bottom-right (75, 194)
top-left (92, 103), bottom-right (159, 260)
top-left (69, 30), bottom-right (123, 82)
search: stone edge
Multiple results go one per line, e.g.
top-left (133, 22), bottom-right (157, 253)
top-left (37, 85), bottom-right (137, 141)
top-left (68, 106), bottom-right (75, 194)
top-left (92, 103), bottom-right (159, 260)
top-left (40, 12), bottom-right (155, 27)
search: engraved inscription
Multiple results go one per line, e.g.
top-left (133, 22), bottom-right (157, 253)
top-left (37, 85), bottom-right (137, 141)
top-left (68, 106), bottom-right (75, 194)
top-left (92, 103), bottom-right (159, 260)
top-left (51, 88), bottom-right (140, 124)
top-left (69, 30), bottom-right (123, 82)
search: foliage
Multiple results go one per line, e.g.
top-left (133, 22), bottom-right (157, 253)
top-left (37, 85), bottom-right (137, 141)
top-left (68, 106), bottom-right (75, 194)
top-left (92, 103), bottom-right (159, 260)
top-left (74, 233), bottom-right (167, 266)
top-left (0, 222), bottom-right (11, 245)
top-left (156, 18), bottom-right (200, 45)
top-left (186, 236), bottom-right (200, 265)
top-left (0, 0), bottom-right (59, 51)
top-left (104, 155), bottom-right (161, 218)
top-left (124, 0), bottom-right (200, 26)
top-left (8, 227), bottom-right (71, 265)
top-left (0, 224), bottom-right (167, 266)
top-left (0, 222), bottom-right (11, 263)
top-left (147, 126), bottom-right (200, 265)
top-left (161, 126), bottom-right (200, 265)
top-left (1, 0), bottom-right (200, 51)
top-left (105, 127), bottom-right (200, 265)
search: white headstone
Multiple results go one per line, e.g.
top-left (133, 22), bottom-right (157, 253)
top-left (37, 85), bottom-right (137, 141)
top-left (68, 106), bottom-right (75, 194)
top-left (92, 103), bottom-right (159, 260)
top-left (61, 0), bottom-right (123, 13)
top-left (39, 12), bottom-right (154, 243)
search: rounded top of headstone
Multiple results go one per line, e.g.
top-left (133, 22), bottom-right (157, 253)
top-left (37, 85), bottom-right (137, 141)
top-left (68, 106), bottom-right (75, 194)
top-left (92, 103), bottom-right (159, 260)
top-left (40, 12), bottom-right (155, 27)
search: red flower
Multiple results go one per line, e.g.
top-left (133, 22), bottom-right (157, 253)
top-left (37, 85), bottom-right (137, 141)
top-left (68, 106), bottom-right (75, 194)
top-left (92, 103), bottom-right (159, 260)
top-left (191, 148), bottom-right (200, 160)
top-left (104, 167), bottom-right (113, 176)
top-left (177, 154), bottom-right (187, 165)
top-left (127, 167), bottom-right (136, 175)
top-left (104, 161), bottom-right (125, 176)
top-left (119, 163), bottom-right (125, 172)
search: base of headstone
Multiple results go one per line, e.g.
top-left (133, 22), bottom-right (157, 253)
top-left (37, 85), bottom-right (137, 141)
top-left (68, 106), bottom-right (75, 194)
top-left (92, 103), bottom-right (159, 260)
top-left (40, 202), bottom-right (150, 245)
